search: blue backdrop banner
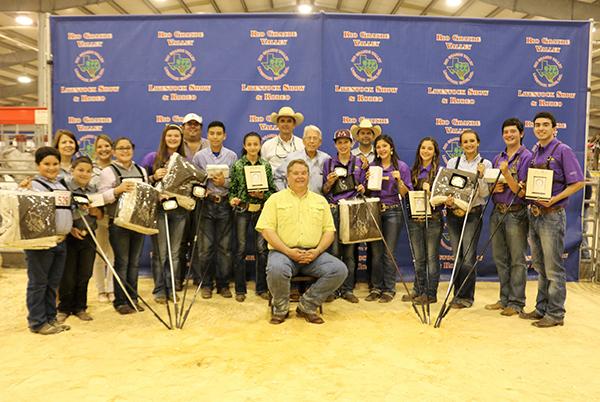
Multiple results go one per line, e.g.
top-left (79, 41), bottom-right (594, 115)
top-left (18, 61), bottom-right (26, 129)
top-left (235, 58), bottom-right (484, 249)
top-left (51, 13), bottom-right (590, 280)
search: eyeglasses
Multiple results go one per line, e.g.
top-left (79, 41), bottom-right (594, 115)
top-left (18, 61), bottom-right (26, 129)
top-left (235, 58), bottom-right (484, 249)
top-left (115, 146), bottom-right (133, 151)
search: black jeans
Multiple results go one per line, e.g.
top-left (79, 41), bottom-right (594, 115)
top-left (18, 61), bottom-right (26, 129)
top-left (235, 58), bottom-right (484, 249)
top-left (58, 234), bottom-right (96, 314)
top-left (233, 209), bottom-right (268, 295)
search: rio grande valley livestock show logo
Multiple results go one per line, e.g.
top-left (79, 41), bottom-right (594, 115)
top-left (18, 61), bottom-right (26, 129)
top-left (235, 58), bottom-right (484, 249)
top-left (443, 53), bottom-right (474, 85)
top-left (74, 51), bottom-right (105, 82)
top-left (78, 134), bottom-right (97, 159)
top-left (164, 49), bottom-right (196, 81)
top-left (533, 56), bottom-right (563, 88)
top-left (442, 136), bottom-right (462, 165)
top-left (257, 48), bottom-right (289, 81)
top-left (351, 50), bottom-right (382, 82)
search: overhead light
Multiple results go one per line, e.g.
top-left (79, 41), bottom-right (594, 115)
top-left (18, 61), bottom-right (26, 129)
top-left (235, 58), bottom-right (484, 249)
top-left (15, 15), bottom-right (33, 26)
top-left (446, 0), bottom-right (462, 7)
top-left (17, 76), bottom-right (32, 84)
top-left (298, 4), bottom-right (313, 14)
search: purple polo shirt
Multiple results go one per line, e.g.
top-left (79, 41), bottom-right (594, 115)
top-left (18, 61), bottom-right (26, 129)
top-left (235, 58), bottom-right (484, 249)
top-left (492, 145), bottom-right (532, 205)
top-left (369, 160), bottom-right (413, 206)
top-left (322, 154), bottom-right (366, 203)
top-left (415, 163), bottom-right (443, 213)
top-left (529, 138), bottom-right (584, 208)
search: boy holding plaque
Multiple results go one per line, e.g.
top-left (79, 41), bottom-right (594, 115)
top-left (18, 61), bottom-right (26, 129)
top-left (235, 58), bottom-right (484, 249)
top-left (322, 129), bottom-right (366, 303)
top-left (520, 112), bottom-right (584, 328)
top-left (486, 118), bottom-right (532, 317)
top-left (192, 121), bottom-right (238, 299)
top-left (229, 132), bottom-right (276, 302)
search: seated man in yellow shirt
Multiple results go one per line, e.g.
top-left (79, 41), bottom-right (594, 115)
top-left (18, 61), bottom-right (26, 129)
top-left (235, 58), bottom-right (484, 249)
top-left (256, 159), bottom-right (347, 324)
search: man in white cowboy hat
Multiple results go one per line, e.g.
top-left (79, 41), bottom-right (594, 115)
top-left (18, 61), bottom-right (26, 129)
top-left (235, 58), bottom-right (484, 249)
top-left (262, 106), bottom-right (305, 170)
top-left (350, 118), bottom-right (381, 165)
top-left (182, 112), bottom-right (209, 161)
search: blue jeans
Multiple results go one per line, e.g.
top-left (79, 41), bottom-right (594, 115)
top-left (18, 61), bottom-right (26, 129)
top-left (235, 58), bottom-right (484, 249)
top-left (266, 250), bottom-right (347, 315)
top-left (109, 224), bottom-right (145, 308)
top-left (151, 208), bottom-right (187, 297)
top-left (25, 241), bottom-right (67, 330)
top-left (407, 216), bottom-right (443, 298)
top-left (528, 208), bottom-right (567, 321)
top-left (329, 205), bottom-right (357, 294)
top-left (371, 206), bottom-right (403, 295)
top-left (490, 207), bottom-right (528, 310)
top-left (446, 211), bottom-right (482, 305)
top-left (197, 200), bottom-right (233, 290)
top-left (234, 209), bottom-right (268, 295)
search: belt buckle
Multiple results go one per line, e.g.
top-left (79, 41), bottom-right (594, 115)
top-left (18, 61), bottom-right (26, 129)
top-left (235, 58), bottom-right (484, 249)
top-left (530, 204), bottom-right (541, 217)
top-left (247, 203), bottom-right (261, 213)
top-left (497, 204), bottom-right (508, 214)
top-left (212, 194), bottom-right (222, 203)
top-left (452, 208), bottom-right (465, 217)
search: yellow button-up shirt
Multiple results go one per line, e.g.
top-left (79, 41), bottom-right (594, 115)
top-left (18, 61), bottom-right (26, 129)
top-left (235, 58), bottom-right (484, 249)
top-left (256, 188), bottom-right (335, 250)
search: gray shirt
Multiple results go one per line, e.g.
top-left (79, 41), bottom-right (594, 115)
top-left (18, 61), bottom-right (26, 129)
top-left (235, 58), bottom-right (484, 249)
top-left (192, 146), bottom-right (237, 197)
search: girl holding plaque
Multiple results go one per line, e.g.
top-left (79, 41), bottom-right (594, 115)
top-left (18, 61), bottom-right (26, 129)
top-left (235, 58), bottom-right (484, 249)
top-left (98, 137), bottom-right (149, 315)
top-left (403, 137), bottom-right (443, 305)
top-left (322, 129), bottom-right (366, 303)
top-left (365, 135), bottom-right (412, 303)
top-left (229, 132), bottom-right (276, 302)
top-left (444, 129), bottom-right (492, 309)
top-left (141, 124), bottom-right (187, 304)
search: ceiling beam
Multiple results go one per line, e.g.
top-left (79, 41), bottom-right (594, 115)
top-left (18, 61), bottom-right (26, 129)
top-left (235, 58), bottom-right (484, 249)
top-left (362, 0), bottom-right (373, 13)
top-left (420, 0), bottom-right (437, 16)
top-left (177, 0), bottom-right (192, 13)
top-left (486, 7), bottom-right (503, 17)
top-left (0, 0), bottom-right (108, 12)
top-left (108, 0), bottom-right (128, 14)
top-left (391, 0), bottom-right (406, 14)
top-left (142, 0), bottom-right (161, 14)
top-left (0, 50), bottom-right (37, 69)
top-left (0, 81), bottom-right (37, 99)
top-left (453, 0), bottom-right (476, 16)
top-left (210, 0), bottom-right (221, 13)
top-left (479, 0), bottom-right (600, 20)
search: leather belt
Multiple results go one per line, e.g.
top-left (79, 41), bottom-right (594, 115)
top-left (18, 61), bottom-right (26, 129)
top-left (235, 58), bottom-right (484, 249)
top-left (495, 203), bottom-right (525, 214)
top-left (411, 212), bottom-right (442, 222)
top-left (237, 202), bottom-right (262, 212)
top-left (451, 205), bottom-right (482, 217)
top-left (207, 194), bottom-right (227, 203)
top-left (380, 203), bottom-right (400, 212)
top-left (529, 204), bottom-right (563, 217)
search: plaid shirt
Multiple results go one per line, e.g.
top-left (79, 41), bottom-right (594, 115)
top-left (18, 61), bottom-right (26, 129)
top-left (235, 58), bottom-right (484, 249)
top-left (229, 155), bottom-right (276, 205)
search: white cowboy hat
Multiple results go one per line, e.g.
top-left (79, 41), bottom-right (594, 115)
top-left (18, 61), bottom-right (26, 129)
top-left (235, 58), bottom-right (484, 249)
top-left (350, 119), bottom-right (382, 140)
top-left (268, 106), bottom-right (304, 125)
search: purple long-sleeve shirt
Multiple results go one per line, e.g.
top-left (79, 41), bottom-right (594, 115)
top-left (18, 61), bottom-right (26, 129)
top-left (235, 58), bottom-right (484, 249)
top-left (368, 160), bottom-right (413, 206)
top-left (529, 138), bottom-right (584, 208)
top-left (492, 145), bottom-right (532, 205)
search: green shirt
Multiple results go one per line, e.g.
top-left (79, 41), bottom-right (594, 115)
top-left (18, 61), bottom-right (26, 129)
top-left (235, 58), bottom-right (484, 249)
top-left (228, 155), bottom-right (276, 204)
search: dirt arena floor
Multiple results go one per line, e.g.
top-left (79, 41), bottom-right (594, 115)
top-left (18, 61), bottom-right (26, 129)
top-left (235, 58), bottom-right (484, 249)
top-left (1, 267), bottom-right (599, 401)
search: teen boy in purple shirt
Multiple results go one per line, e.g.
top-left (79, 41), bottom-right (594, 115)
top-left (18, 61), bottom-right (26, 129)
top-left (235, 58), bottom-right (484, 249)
top-left (487, 118), bottom-right (532, 317)
top-left (519, 112), bottom-right (584, 328)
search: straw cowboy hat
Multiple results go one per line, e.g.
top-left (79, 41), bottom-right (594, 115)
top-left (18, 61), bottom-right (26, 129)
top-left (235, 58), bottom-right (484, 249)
top-left (350, 119), bottom-right (382, 140)
top-left (269, 106), bottom-right (304, 125)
